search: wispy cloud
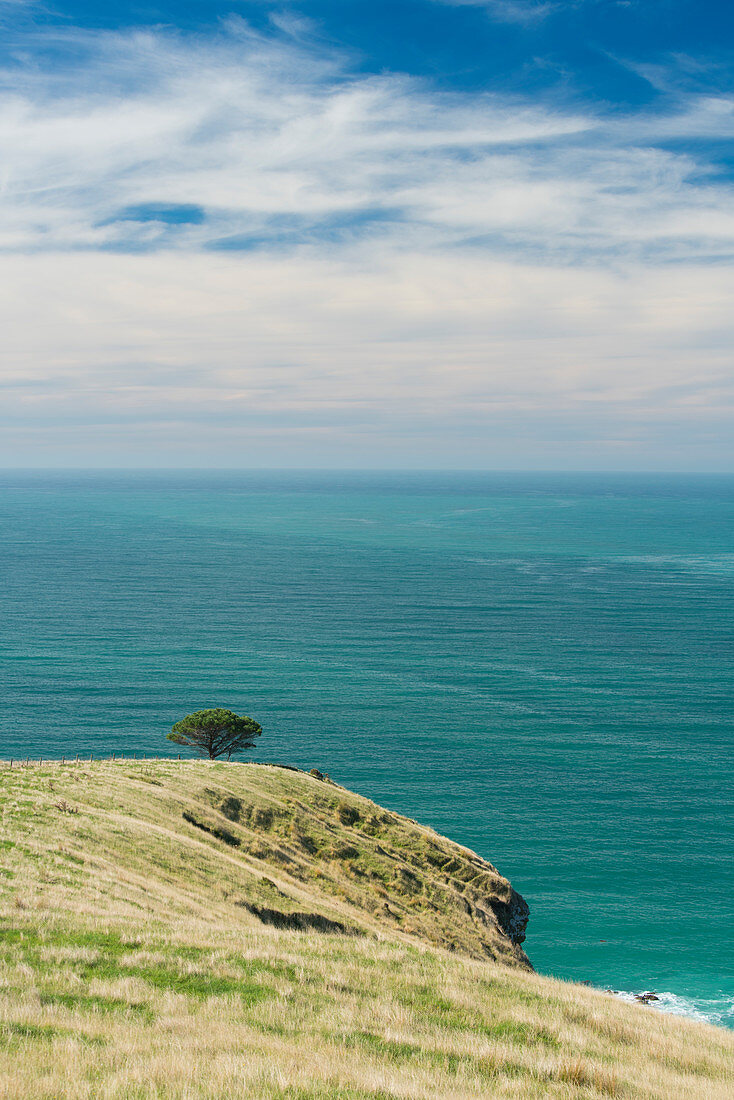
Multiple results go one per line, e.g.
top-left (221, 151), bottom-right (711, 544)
top-left (0, 21), bottom-right (733, 467)
top-left (430, 1), bottom-right (562, 24)
top-left (0, 23), bottom-right (592, 256)
top-left (431, 1), bottom-right (637, 25)
top-left (1, 24), bottom-right (732, 261)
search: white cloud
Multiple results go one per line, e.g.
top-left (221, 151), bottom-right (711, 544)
top-left (1, 248), bottom-right (733, 468)
top-left (0, 26), bottom-right (732, 261)
top-left (430, 1), bottom-right (560, 23)
top-left (0, 26), bottom-right (595, 254)
top-left (0, 22), bottom-right (733, 467)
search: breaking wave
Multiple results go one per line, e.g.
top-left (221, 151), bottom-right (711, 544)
top-left (610, 990), bottom-right (734, 1029)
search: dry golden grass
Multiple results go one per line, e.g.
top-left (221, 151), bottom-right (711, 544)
top-left (0, 760), bottom-right (732, 1099)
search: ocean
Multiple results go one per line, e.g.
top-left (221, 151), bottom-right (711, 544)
top-left (1, 470), bottom-right (732, 1027)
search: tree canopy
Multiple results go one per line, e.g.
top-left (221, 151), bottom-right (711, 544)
top-left (167, 708), bottom-right (262, 760)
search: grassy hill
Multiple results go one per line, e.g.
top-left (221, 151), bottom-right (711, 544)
top-left (0, 759), bottom-right (732, 1099)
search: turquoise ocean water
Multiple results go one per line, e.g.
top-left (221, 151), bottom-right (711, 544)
top-left (1, 471), bottom-right (732, 1027)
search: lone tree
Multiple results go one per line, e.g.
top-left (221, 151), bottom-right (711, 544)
top-left (167, 708), bottom-right (262, 761)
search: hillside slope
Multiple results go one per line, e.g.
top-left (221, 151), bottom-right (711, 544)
top-left (1, 759), bottom-right (732, 1100)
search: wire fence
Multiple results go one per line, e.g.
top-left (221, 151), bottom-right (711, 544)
top-left (1, 754), bottom-right (184, 767)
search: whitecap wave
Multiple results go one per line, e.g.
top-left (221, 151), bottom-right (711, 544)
top-left (609, 989), bottom-right (734, 1028)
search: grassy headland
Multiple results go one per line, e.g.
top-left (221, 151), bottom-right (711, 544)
top-left (0, 760), bottom-right (732, 1099)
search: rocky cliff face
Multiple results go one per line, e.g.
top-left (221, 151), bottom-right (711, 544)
top-left (491, 889), bottom-right (531, 946)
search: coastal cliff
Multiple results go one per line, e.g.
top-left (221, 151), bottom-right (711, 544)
top-left (1, 759), bottom-right (532, 967)
top-left (1, 759), bottom-right (732, 1099)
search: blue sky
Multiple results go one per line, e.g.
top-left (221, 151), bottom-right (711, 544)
top-left (1, 1), bottom-right (734, 468)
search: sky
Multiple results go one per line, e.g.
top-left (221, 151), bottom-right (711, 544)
top-left (2, 1), bottom-right (734, 469)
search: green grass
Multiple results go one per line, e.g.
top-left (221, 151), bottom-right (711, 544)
top-left (0, 1022), bottom-right (104, 1047)
top-left (39, 992), bottom-right (155, 1022)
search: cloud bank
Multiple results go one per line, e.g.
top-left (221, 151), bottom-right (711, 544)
top-left (1, 20), bottom-right (733, 467)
